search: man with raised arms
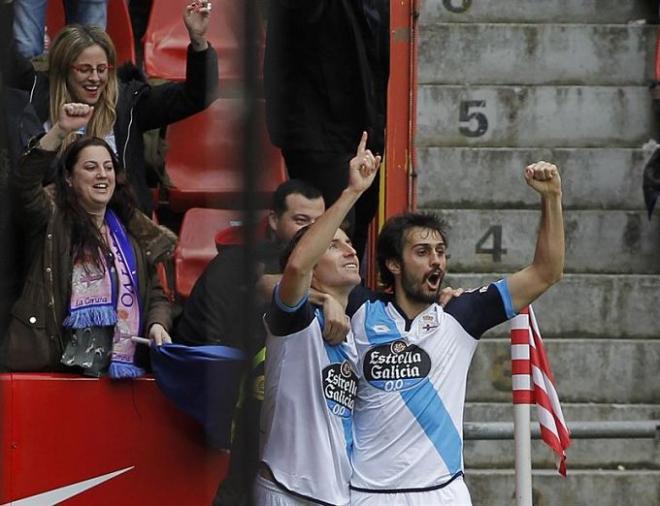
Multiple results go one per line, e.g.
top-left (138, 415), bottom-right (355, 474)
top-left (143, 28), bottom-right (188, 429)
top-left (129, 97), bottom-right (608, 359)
top-left (349, 161), bottom-right (565, 505)
top-left (256, 133), bottom-right (380, 505)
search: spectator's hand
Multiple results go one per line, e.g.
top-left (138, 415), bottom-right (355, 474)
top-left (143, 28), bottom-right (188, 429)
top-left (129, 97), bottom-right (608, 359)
top-left (437, 286), bottom-right (464, 307)
top-left (321, 295), bottom-right (350, 345)
top-left (57, 103), bottom-right (93, 135)
top-left (184, 1), bottom-right (211, 51)
top-left (348, 131), bottom-right (381, 195)
top-left (524, 161), bottom-right (561, 197)
top-left (149, 323), bottom-right (172, 346)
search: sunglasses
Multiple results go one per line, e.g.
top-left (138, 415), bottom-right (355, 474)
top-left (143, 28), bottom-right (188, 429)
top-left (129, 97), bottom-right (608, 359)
top-left (70, 63), bottom-right (113, 76)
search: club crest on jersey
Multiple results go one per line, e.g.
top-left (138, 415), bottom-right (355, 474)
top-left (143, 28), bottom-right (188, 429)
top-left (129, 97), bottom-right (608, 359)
top-left (363, 340), bottom-right (431, 392)
top-left (322, 360), bottom-right (358, 418)
top-left (421, 314), bottom-right (438, 333)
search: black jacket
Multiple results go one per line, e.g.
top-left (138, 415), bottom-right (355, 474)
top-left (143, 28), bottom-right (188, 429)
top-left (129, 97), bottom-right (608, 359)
top-left (264, 0), bottom-right (389, 154)
top-left (8, 44), bottom-right (219, 213)
top-left (0, 88), bottom-right (44, 342)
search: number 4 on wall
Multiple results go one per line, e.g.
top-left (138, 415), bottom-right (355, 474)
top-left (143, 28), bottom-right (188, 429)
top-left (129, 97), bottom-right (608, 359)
top-left (475, 225), bottom-right (507, 262)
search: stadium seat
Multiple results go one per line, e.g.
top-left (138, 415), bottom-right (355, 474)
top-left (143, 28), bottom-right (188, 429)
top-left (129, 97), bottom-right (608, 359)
top-left (165, 98), bottom-right (287, 212)
top-left (46, 0), bottom-right (136, 65)
top-left (143, 0), bottom-right (264, 85)
top-left (174, 208), bottom-right (267, 300)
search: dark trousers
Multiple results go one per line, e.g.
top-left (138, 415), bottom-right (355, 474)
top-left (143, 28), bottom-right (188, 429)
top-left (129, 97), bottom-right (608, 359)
top-left (282, 149), bottom-right (380, 261)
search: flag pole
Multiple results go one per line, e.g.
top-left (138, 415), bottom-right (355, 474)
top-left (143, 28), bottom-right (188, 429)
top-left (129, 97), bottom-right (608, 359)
top-left (513, 402), bottom-right (533, 506)
top-left (511, 310), bottom-right (533, 506)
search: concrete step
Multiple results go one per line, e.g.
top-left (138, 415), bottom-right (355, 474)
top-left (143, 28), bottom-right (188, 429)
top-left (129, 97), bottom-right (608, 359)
top-left (464, 469), bottom-right (660, 506)
top-left (417, 85), bottom-right (655, 148)
top-left (420, 0), bottom-right (656, 25)
top-left (463, 402), bottom-right (660, 469)
top-left (428, 209), bottom-right (660, 274)
top-left (465, 338), bottom-right (660, 404)
top-left (443, 274), bottom-right (660, 339)
top-left (419, 24), bottom-right (655, 86)
top-left (416, 147), bottom-right (651, 210)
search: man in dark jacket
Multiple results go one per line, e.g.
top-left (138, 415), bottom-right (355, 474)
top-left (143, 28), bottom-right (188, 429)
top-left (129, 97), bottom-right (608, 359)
top-left (174, 179), bottom-right (327, 506)
top-left (263, 0), bottom-right (389, 261)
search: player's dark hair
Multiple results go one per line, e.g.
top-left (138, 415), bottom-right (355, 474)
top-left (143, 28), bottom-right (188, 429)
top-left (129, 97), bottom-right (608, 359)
top-left (272, 179), bottom-right (323, 216)
top-left (377, 213), bottom-right (448, 289)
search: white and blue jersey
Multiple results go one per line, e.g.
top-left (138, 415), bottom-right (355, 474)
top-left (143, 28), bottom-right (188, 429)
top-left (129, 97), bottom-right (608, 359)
top-left (260, 285), bottom-right (359, 506)
top-left (348, 280), bottom-right (516, 493)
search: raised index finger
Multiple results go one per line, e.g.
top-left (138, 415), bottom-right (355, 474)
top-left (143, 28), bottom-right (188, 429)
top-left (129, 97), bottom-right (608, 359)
top-left (356, 131), bottom-right (368, 156)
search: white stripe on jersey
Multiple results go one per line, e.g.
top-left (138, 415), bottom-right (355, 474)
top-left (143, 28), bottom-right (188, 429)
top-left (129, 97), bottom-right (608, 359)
top-left (349, 281), bottom-right (510, 492)
top-left (261, 304), bottom-right (358, 506)
top-left (351, 301), bottom-right (475, 490)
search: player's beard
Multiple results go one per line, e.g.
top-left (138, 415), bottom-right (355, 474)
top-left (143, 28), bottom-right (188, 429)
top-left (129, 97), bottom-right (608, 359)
top-left (400, 263), bottom-right (445, 305)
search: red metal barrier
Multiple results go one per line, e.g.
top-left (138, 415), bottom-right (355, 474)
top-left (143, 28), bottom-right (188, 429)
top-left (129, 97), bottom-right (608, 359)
top-left (0, 374), bottom-right (228, 505)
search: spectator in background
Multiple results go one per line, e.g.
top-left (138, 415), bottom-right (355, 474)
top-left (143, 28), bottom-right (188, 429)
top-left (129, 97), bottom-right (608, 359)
top-left (176, 179), bottom-right (326, 351)
top-left (13, 0), bottom-right (109, 58)
top-left (5, 1), bottom-right (218, 215)
top-left (0, 104), bottom-right (175, 376)
top-left (263, 0), bottom-right (389, 261)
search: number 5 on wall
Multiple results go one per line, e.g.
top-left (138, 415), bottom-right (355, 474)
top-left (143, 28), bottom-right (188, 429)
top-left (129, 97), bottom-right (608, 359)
top-left (459, 100), bottom-right (489, 138)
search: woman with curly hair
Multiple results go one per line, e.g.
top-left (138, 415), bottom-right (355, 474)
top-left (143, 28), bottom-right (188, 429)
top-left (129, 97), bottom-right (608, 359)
top-left (1, 103), bottom-right (175, 377)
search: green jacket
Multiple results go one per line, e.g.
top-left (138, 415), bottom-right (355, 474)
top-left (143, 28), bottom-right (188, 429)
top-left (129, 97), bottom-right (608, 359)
top-left (1, 147), bottom-right (175, 371)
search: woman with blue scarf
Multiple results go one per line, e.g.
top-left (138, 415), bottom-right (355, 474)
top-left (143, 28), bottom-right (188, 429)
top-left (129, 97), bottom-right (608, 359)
top-left (1, 103), bottom-right (175, 378)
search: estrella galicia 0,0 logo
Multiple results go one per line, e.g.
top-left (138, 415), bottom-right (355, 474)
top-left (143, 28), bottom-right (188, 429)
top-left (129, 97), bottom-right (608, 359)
top-left (363, 340), bottom-right (431, 392)
top-left (322, 360), bottom-right (358, 418)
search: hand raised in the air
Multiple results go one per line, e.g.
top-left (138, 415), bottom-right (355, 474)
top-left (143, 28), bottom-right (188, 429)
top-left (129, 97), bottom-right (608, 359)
top-left (184, 1), bottom-right (211, 50)
top-left (348, 131), bottom-right (381, 194)
top-left (524, 161), bottom-right (562, 197)
top-left (57, 103), bottom-right (94, 135)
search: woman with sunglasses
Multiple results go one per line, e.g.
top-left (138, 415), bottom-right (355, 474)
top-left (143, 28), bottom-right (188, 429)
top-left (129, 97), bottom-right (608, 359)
top-left (8, 1), bottom-right (217, 214)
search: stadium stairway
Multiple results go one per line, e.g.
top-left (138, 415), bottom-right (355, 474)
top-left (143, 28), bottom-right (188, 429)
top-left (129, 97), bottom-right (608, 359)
top-left (416, 1), bottom-right (660, 504)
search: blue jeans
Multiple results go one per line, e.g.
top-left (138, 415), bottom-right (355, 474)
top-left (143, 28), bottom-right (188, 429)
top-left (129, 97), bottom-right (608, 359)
top-left (13, 0), bottom-right (108, 58)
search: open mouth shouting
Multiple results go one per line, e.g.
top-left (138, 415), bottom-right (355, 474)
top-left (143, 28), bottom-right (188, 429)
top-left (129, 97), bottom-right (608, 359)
top-left (424, 269), bottom-right (444, 292)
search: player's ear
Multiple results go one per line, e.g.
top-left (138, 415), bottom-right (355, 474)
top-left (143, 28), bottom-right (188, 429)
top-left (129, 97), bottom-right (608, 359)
top-left (385, 258), bottom-right (401, 277)
top-left (267, 211), bottom-right (278, 233)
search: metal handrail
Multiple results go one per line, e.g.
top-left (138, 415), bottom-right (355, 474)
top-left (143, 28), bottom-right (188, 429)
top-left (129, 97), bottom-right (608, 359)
top-left (464, 421), bottom-right (660, 440)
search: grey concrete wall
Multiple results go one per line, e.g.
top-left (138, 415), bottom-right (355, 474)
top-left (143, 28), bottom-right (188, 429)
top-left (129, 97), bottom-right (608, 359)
top-left (465, 438), bottom-right (659, 470)
top-left (420, 0), bottom-right (656, 25)
top-left (417, 86), bottom-right (655, 147)
top-left (416, 147), bottom-right (650, 210)
top-left (419, 24), bottom-right (655, 85)
top-left (466, 339), bottom-right (660, 403)
top-left (443, 274), bottom-right (660, 339)
top-left (464, 470), bottom-right (660, 506)
top-left (430, 209), bottom-right (660, 274)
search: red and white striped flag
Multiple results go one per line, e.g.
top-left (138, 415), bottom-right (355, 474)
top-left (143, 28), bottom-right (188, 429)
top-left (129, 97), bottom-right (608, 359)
top-left (510, 305), bottom-right (571, 476)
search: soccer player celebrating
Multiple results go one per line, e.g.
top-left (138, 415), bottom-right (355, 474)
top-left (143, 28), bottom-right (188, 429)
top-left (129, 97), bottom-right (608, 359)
top-left (256, 133), bottom-right (380, 505)
top-left (349, 161), bottom-right (564, 505)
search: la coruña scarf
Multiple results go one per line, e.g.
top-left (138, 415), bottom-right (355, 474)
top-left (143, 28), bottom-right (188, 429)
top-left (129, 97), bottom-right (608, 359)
top-left (63, 209), bottom-right (143, 378)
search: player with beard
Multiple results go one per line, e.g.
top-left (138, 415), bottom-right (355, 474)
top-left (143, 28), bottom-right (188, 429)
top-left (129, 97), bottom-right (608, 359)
top-left (349, 161), bottom-right (564, 505)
